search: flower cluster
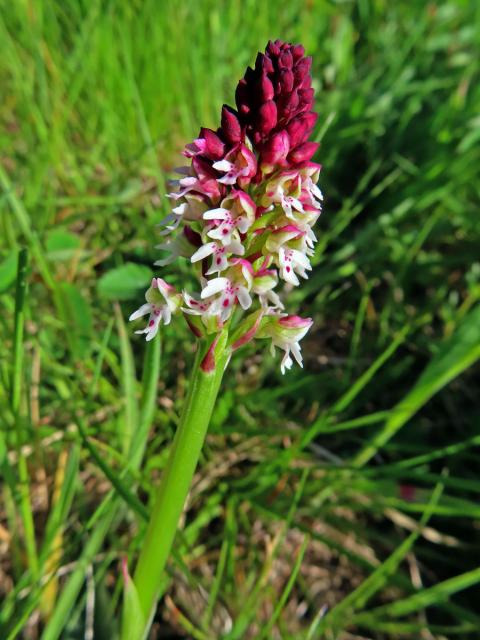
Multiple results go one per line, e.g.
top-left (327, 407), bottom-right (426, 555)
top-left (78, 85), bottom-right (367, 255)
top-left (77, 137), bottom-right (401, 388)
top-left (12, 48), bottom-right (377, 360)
top-left (130, 40), bottom-right (322, 373)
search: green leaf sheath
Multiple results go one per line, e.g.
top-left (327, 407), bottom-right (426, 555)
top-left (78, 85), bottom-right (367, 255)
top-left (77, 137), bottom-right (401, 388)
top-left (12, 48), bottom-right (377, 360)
top-left (129, 335), bottom-right (229, 636)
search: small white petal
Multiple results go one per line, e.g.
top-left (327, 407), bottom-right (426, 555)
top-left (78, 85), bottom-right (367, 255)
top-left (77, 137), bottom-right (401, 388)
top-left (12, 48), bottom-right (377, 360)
top-left (201, 277), bottom-right (229, 299)
top-left (227, 240), bottom-right (245, 255)
top-left (206, 253), bottom-right (229, 274)
top-left (281, 198), bottom-right (292, 216)
top-left (217, 173), bottom-right (237, 185)
top-left (182, 307), bottom-right (202, 316)
top-left (191, 242), bottom-right (216, 263)
top-left (203, 208), bottom-right (229, 220)
top-left (145, 315), bottom-right (162, 341)
top-left (207, 226), bottom-right (233, 245)
top-left (212, 159), bottom-right (233, 172)
top-left (280, 351), bottom-right (293, 375)
top-left (283, 268), bottom-right (300, 286)
top-left (278, 248), bottom-right (288, 267)
top-left (311, 183), bottom-right (323, 200)
top-left (236, 286), bottom-right (252, 310)
top-left (236, 216), bottom-right (251, 233)
top-left (172, 203), bottom-right (187, 215)
top-left (291, 250), bottom-right (311, 270)
top-left (290, 342), bottom-right (303, 367)
top-left (161, 307), bottom-right (172, 325)
top-left (179, 176), bottom-right (196, 187)
top-left (265, 290), bottom-right (284, 309)
top-left (291, 197), bottom-right (304, 212)
top-left (129, 303), bottom-right (152, 321)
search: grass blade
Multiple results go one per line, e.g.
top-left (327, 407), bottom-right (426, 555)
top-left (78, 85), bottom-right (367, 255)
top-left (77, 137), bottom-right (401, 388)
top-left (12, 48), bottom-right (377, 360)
top-left (354, 304), bottom-right (480, 466)
top-left (11, 248), bottom-right (38, 578)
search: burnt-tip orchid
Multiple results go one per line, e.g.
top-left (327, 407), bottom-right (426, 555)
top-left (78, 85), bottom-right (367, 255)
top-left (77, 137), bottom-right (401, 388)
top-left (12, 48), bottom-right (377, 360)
top-left (130, 39), bottom-right (323, 372)
top-left (125, 41), bottom-right (324, 640)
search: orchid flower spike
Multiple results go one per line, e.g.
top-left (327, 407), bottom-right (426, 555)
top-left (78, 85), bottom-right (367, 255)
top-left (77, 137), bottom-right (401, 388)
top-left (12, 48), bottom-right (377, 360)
top-left (130, 40), bottom-right (323, 373)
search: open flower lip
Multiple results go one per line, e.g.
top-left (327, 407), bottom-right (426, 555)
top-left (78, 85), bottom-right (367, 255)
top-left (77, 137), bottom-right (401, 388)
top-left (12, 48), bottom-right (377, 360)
top-left (129, 39), bottom-right (323, 373)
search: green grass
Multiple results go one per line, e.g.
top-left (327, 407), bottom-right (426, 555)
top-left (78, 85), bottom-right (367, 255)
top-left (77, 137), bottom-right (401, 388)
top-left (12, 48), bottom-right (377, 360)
top-left (1, 1), bottom-right (480, 638)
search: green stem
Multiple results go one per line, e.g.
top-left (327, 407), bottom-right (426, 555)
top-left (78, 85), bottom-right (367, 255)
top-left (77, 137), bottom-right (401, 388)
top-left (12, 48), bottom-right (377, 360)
top-left (12, 249), bottom-right (39, 578)
top-left (129, 333), bottom-right (229, 637)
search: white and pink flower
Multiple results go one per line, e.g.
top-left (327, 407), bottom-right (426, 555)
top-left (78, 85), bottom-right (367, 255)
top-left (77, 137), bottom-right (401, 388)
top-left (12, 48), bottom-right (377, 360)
top-left (129, 278), bottom-right (182, 341)
top-left (190, 239), bottom-right (244, 274)
top-left (259, 315), bottom-right (313, 374)
top-left (212, 144), bottom-right (257, 187)
top-left (200, 262), bottom-right (253, 322)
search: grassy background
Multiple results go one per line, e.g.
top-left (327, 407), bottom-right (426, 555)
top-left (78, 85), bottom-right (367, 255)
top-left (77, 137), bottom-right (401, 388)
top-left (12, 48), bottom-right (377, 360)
top-left (1, 1), bottom-right (480, 638)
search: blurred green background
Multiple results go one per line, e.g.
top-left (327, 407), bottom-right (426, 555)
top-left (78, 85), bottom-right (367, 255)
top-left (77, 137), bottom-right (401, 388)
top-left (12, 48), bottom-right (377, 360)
top-left (1, 1), bottom-right (480, 638)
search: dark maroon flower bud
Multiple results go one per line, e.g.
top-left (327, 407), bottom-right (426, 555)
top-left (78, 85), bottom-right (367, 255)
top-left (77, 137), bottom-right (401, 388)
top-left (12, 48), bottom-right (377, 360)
top-left (298, 88), bottom-right (314, 105)
top-left (286, 112), bottom-right (318, 147)
top-left (221, 105), bottom-right (242, 144)
top-left (291, 44), bottom-right (305, 61)
top-left (294, 57), bottom-right (312, 84)
top-left (258, 73), bottom-right (274, 101)
top-left (263, 54), bottom-right (274, 74)
top-left (266, 40), bottom-right (281, 57)
top-left (287, 141), bottom-right (319, 164)
top-left (261, 130), bottom-right (290, 165)
top-left (199, 127), bottom-right (225, 159)
top-left (279, 69), bottom-right (294, 93)
top-left (303, 111), bottom-right (318, 131)
top-left (255, 52), bottom-right (273, 74)
top-left (279, 50), bottom-right (293, 69)
top-left (244, 66), bottom-right (256, 84)
top-left (256, 100), bottom-right (277, 135)
top-left (298, 74), bottom-right (312, 90)
top-left (235, 79), bottom-right (251, 115)
top-left (254, 52), bottom-right (264, 70)
top-left (286, 117), bottom-right (309, 148)
top-left (278, 89), bottom-right (299, 121)
top-left (229, 40), bottom-right (317, 165)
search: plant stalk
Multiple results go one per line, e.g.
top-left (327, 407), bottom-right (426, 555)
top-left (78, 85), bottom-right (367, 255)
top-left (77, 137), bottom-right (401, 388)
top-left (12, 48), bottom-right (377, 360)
top-left (12, 249), bottom-right (39, 579)
top-left (129, 334), bottom-right (229, 637)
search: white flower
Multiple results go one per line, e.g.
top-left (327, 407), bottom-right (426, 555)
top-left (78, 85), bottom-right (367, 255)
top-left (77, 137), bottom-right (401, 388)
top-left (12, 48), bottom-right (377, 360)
top-left (129, 278), bottom-right (181, 341)
top-left (204, 208), bottom-right (251, 245)
top-left (201, 276), bottom-right (252, 321)
top-left (278, 247), bottom-right (312, 286)
top-left (262, 171), bottom-right (305, 219)
top-left (251, 264), bottom-right (285, 311)
top-left (190, 239), bottom-right (244, 274)
top-left (211, 144), bottom-right (257, 185)
top-left (259, 315), bottom-right (313, 374)
top-left (300, 164), bottom-right (324, 209)
top-left (182, 291), bottom-right (215, 316)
